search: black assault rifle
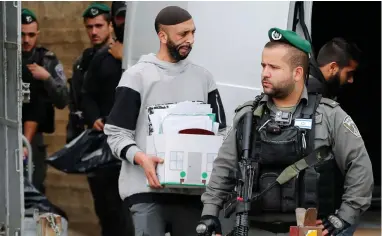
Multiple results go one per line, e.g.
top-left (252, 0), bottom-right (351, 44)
top-left (223, 110), bottom-right (256, 236)
top-left (195, 110), bottom-right (259, 236)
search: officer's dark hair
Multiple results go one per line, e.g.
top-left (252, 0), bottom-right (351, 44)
top-left (265, 41), bottom-right (309, 78)
top-left (83, 13), bottom-right (112, 24)
top-left (316, 37), bottom-right (361, 68)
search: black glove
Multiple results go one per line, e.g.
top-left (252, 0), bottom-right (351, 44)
top-left (322, 214), bottom-right (351, 236)
top-left (196, 215), bottom-right (222, 236)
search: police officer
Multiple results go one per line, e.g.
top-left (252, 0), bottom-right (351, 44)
top-left (307, 38), bottom-right (361, 100)
top-left (66, 3), bottom-right (113, 143)
top-left (81, 2), bottom-right (134, 236)
top-left (22, 8), bottom-right (69, 193)
top-left (197, 28), bottom-right (373, 236)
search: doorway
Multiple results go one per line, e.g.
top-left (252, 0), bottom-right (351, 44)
top-left (311, 2), bottom-right (381, 194)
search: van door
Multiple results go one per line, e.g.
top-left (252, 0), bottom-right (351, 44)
top-left (0, 1), bottom-right (23, 235)
top-left (287, 1), bottom-right (313, 50)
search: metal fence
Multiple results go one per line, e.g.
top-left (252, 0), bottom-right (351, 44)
top-left (0, 1), bottom-right (23, 235)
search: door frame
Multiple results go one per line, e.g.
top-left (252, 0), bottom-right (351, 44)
top-left (0, 1), bottom-right (23, 235)
top-left (287, 1), bottom-right (314, 56)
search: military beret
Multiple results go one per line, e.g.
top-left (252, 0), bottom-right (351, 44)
top-left (82, 3), bottom-right (110, 18)
top-left (21, 8), bottom-right (37, 24)
top-left (268, 27), bottom-right (312, 54)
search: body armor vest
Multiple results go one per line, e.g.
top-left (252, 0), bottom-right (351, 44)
top-left (237, 93), bottom-right (344, 219)
top-left (22, 47), bottom-right (55, 133)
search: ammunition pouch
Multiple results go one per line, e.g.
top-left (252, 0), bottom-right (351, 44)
top-left (251, 168), bottom-right (299, 214)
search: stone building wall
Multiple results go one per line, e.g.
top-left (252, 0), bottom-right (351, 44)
top-left (22, 2), bottom-right (111, 235)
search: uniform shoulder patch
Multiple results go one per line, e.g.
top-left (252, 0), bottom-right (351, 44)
top-left (55, 63), bottom-right (66, 81)
top-left (320, 97), bottom-right (339, 108)
top-left (343, 116), bottom-right (361, 138)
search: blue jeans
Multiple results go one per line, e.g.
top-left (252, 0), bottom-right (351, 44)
top-left (338, 223), bottom-right (357, 236)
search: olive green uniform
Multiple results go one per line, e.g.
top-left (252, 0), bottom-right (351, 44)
top-left (201, 86), bottom-right (373, 231)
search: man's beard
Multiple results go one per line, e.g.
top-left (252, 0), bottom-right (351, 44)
top-left (263, 77), bottom-right (295, 99)
top-left (93, 35), bottom-right (111, 48)
top-left (166, 39), bottom-right (192, 62)
top-left (325, 71), bottom-right (342, 98)
top-left (22, 43), bottom-right (34, 52)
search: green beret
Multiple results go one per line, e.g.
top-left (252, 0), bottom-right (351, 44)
top-left (21, 8), bottom-right (37, 24)
top-left (268, 27), bottom-right (311, 54)
top-left (82, 3), bottom-right (110, 18)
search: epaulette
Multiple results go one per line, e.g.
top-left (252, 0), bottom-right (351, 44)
top-left (235, 100), bottom-right (254, 113)
top-left (44, 50), bottom-right (55, 57)
top-left (234, 93), bottom-right (265, 113)
top-left (320, 97), bottom-right (339, 108)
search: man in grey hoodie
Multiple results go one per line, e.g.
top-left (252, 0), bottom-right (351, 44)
top-left (104, 6), bottom-right (228, 236)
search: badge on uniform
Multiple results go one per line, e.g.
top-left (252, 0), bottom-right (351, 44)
top-left (55, 64), bottom-right (66, 81)
top-left (26, 16), bottom-right (32, 23)
top-left (294, 118), bottom-right (312, 130)
top-left (343, 116), bottom-right (361, 137)
top-left (271, 30), bottom-right (282, 40)
top-left (90, 8), bottom-right (99, 16)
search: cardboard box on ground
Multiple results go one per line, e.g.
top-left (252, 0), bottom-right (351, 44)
top-left (145, 101), bottom-right (224, 188)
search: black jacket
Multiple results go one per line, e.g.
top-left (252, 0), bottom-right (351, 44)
top-left (306, 59), bottom-right (334, 99)
top-left (81, 46), bottom-right (123, 127)
top-left (22, 46), bottom-right (69, 133)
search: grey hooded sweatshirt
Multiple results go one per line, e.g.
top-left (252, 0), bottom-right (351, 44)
top-left (104, 53), bottom-right (227, 206)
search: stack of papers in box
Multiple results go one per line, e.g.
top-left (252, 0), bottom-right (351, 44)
top-left (147, 101), bottom-right (220, 135)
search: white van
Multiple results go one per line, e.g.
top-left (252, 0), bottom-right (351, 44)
top-left (122, 1), bottom-right (381, 232)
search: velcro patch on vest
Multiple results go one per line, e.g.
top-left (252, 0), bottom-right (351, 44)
top-left (294, 118), bottom-right (312, 129)
top-left (343, 116), bottom-right (361, 138)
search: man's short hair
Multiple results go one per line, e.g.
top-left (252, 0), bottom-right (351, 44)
top-left (317, 37), bottom-right (361, 68)
top-left (265, 41), bottom-right (309, 78)
top-left (154, 6), bottom-right (192, 33)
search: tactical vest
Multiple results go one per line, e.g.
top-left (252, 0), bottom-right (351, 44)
top-left (70, 47), bottom-right (97, 112)
top-left (22, 47), bottom-right (55, 133)
top-left (236, 93), bottom-right (344, 219)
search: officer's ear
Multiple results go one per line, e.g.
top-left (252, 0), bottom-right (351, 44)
top-left (293, 66), bottom-right (304, 83)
